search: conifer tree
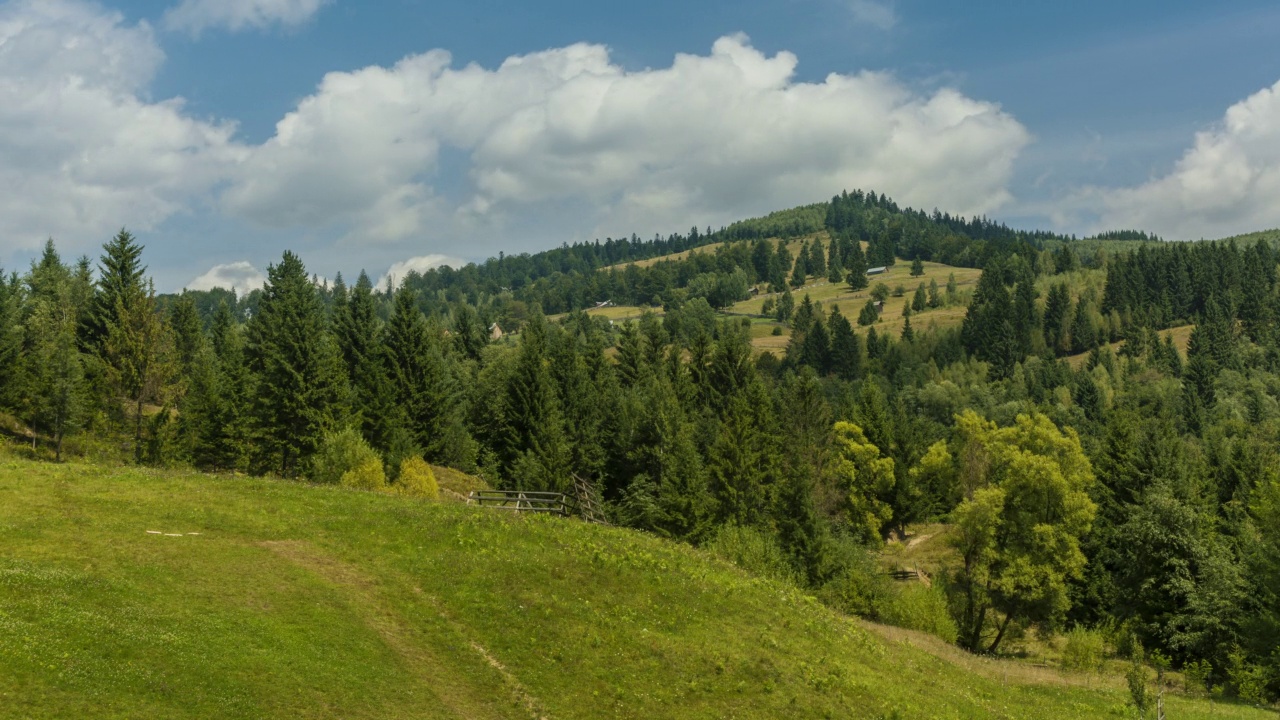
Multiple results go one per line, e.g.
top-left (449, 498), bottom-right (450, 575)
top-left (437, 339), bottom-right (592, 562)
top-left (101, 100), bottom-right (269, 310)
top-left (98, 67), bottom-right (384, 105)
top-left (0, 271), bottom-right (23, 410)
top-left (25, 258), bottom-right (85, 461)
top-left (708, 388), bottom-right (773, 526)
top-left (335, 271), bottom-right (400, 450)
top-left (775, 289), bottom-right (794, 323)
top-left (245, 251), bottom-right (349, 476)
top-left (912, 283), bottom-right (927, 313)
top-left (858, 299), bottom-right (879, 326)
top-left (846, 241), bottom-right (869, 291)
top-left (799, 315), bottom-right (831, 375)
top-left (827, 239), bottom-right (844, 283)
top-left (927, 278), bottom-right (941, 308)
top-left (169, 293), bottom-right (204, 376)
top-left (808, 240), bottom-right (826, 277)
top-left (828, 308), bottom-right (863, 381)
top-left (385, 288), bottom-right (471, 466)
top-left (502, 311), bottom-right (571, 490)
top-left (901, 313), bottom-right (914, 342)
top-left (83, 229), bottom-right (145, 354)
top-left (911, 257), bottom-right (924, 277)
top-left (104, 277), bottom-right (172, 463)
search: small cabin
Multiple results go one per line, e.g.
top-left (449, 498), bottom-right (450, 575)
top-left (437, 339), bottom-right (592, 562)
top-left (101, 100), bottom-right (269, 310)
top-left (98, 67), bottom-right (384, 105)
top-left (594, 300), bottom-right (613, 309)
top-left (867, 266), bottom-right (888, 276)
top-left (489, 323), bottom-right (504, 340)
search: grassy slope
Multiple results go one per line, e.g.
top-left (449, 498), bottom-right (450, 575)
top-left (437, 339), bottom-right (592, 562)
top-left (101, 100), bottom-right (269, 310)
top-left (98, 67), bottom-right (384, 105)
top-left (1, 457), bottom-right (1272, 719)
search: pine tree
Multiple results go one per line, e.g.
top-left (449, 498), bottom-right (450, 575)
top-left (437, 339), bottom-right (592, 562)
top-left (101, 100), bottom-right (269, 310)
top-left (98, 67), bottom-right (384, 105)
top-left (335, 271), bottom-right (400, 450)
top-left (104, 278), bottom-right (173, 463)
top-left (25, 257), bottom-right (86, 462)
top-left (385, 288), bottom-right (471, 466)
top-left (83, 229), bottom-right (145, 354)
top-left (927, 278), bottom-right (941, 308)
top-left (0, 271), bottom-right (23, 411)
top-left (245, 251), bottom-right (349, 477)
top-left (827, 239), bottom-right (844, 283)
top-left (828, 308), bottom-right (863, 381)
top-left (808, 240), bottom-right (826, 277)
top-left (799, 315), bottom-right (831, 375)
top-left (708, 390), bottom-right (773, 526)
top-left (912, 283), bottom-right (927, 313)
top-left (911, 257), bottom-right (924, 277)
top-left (503, 311), bottom-right (571, 491)
top-left (858, 299), bottom-right (879, 326)
top-left (901, 313), bottom-right (914, 342)
top-left (846, 241), bottom-right (869, 291)
top-left (775, 289), bottom-right (795, 323)
top-left (169, 293), bottom-right (204, 377)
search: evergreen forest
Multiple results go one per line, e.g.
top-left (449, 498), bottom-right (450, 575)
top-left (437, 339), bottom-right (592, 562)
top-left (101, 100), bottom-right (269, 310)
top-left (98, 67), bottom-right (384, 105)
top-left (2, 188), bottom-right (1278, 708)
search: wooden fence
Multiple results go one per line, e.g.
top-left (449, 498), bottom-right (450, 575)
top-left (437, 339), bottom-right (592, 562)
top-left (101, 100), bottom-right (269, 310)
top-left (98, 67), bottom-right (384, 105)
top-left (466, 490), bottom-right (573, 516)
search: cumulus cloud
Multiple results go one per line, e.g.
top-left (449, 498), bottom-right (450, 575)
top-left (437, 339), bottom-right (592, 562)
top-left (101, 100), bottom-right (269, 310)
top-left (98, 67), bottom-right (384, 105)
top-left (163, 0), bottom-right (329, 35)
top-left (848, 0), bottom-right (897, 31)
top-left (0, 0), bottom-right (242, 257)
top-left (376, 254), bottom-right (464, 290)
top-left (186, 261), bottom-right (267, 295)
top-left (224, 34), bottom-right (1030, 246)
top-left (1092, 79), bottom-right (1280, 239)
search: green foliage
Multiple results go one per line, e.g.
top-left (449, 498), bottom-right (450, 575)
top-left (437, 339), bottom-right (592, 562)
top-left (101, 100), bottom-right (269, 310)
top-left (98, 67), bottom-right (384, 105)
top-left (911, 257), bottom-right (925, 277)
top-left (945, 411), bottom-right (1097, 653)
top-left (340, 455), bottom-right (387, 491)
top-left (1061, 627), bottom-right (1107, 673)
top-left (831, 421), bottom-right (896, 542)
top-left (311, 426), bottom-right (382, 486)
top-left (858, 299), bottom-right (880, 326)
top-left (871, 283), bottom-right (891, 303)
top-left (878, 583), bottom-right (959, 644)
top-left (246, 251), bottom-right (350, 477)
top-left (705, 523), bottom-right (800, 587)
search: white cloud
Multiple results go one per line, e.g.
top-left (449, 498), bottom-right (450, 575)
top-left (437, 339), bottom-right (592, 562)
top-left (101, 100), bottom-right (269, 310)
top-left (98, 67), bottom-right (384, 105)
top-left (848, 0), bottom-right (897, 31)
top-left (186, 261), bottom-right (266, 295)
top-left (163, 0), bottom-right (329, 35)
top-left (223, 34), bottom-right (1029, 247)
top-left (0, 0), bottom-right (243, 258)
top-left (1092, 79), bottom-right (1280, 239)
top-left (376, 254), bottom-right (464, 290)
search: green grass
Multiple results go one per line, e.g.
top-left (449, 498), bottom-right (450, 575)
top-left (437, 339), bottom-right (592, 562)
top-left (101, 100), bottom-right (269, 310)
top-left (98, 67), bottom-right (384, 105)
top-left (0, 454), bottom-right (1273, 719)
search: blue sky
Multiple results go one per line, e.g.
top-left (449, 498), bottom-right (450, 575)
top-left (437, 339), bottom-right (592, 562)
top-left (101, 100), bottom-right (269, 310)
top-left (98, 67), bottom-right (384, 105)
top-left (3, 0), bottom-right (1280, 292)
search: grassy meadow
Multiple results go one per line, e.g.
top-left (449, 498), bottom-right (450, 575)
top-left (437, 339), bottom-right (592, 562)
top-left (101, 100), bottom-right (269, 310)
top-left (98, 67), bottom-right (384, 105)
top-left (0, 454), bottom-right (1274, 719)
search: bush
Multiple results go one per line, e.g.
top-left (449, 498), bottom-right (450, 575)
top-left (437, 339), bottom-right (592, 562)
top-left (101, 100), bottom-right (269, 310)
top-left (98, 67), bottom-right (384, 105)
top-left (705, 524), bottom-right (800, 586)
top-left (878, 583), bottom-right (959, 644)
top-left (312, 427), bottom-right (383, 486)
top-left (817, 548), bottom-right (889, 617)
top-left (1061, 626), bottom-right (1106, 673)
top-left (341, 457), bottom-right (386, 491)
top-left (771, 326), bottom-right (783, 336)
top-left (395, 456), bottom-right (439, 499)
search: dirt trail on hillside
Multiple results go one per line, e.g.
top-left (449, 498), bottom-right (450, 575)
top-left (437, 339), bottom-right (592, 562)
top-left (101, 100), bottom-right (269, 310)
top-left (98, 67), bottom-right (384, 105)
top-left (261, 540), bottom-right (544, 720)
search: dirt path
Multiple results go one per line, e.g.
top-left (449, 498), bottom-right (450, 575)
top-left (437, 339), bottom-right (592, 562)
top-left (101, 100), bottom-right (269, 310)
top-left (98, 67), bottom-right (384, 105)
top-left (261, 540), bottom-right (543, 720)
top-left (906, 532), bottom-right (934, 549)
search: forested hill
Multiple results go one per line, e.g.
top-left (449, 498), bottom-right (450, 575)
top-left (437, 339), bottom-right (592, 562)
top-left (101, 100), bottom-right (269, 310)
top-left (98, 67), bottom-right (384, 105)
top-left (3, 194), bottom-right (1279, 709)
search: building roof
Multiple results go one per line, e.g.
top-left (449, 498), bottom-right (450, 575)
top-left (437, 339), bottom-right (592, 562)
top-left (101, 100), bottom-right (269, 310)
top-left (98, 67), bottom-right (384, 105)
top-left (867, 266), bottom-right (888, 274)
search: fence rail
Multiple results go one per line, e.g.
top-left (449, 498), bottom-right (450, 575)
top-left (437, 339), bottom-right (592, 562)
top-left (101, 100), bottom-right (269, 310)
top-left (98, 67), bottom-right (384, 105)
top-left (467, 490), bottom-right (572, 516)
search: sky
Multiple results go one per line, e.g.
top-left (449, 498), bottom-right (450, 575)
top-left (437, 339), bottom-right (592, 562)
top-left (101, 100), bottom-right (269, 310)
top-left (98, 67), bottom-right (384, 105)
top-left (2, 0), bottom-right (1280, 293)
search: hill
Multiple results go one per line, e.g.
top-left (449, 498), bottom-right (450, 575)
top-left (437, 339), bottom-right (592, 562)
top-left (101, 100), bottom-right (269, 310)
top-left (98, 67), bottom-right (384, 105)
top-left (0, 455), bottom-right (1269, 719)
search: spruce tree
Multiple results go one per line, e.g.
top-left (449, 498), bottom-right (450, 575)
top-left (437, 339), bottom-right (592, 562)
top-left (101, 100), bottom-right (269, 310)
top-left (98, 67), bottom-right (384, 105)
top-left (335, 271), bottom-right (401, 450)
top-left (83, 229), bottom-right (145, 354)
top-left (502, 311), bottom-right (571, 490)
top-left (846, 241), bottom-right (869, 291)
top-left (827, 239), bottom-right (844, 283)
top-left (858, 299), bottom-right (879, 326)
top-left (808, 240), bottom-right (826, 277)
top-left (104, 277), bottom-right (172, 463)
top-left (912, 283), bottom-right (927, 313)
top-left (828, 308), bottom-right (863, 380)
top-left (911, 257), bottom-right (924, 277)
top-left (928, 278), bottom-right (941, 308)
top-left (245, 251), bottom-right (349, 477)
top-left (385, 288), bottom-right (470, 466)
top-left (799, 315), bottom-right (831, 375)
top-left (25, 260), bottom-right (85, 461)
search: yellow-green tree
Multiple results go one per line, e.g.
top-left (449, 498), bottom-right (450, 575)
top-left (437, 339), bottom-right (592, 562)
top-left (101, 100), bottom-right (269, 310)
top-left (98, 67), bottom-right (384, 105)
top-left (830, 421), bottom-right (896, 543)
top-left (944, 410), bottom-right (1096, 653)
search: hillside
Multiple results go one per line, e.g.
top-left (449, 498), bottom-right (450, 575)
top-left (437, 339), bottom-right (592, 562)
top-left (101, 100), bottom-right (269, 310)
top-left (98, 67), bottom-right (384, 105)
top-left (0, 455), bottom-right (1270, 719)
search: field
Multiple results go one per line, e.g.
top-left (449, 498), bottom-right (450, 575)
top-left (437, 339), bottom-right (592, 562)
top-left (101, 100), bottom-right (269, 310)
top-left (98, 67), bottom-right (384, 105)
top-left (732, 261), bottom-right (984, 354)
top-left (1, 454), bottom-right (1273, 719)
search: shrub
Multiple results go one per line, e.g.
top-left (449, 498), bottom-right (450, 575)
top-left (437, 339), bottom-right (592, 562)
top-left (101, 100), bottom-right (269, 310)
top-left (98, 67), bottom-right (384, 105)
top-left (312, 427), bottom-right (382, 486)
top-left (1061, 626), bottom-right (1106, 673)
top-left (878, 583), bottom-right (959, 644)
top-left (817, 548), bottom-right (889, 617)
top-left (705, 524), bottom-right (800, 587)
top-left (341, 457), bottom-right (386, 491)
top-left (771, 326), bottom-right (783, 336)
top-left (395, 456), bottom-right (439, 499)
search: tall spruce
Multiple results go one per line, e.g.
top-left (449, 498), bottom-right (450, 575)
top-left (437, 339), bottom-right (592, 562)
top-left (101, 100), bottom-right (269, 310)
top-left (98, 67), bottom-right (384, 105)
top-left (245, 251), bottom-right (349, 476)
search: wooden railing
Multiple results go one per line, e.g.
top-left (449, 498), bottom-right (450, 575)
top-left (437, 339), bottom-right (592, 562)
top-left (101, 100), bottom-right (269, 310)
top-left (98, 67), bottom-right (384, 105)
top-left (466, 490), bottom-right (572, 516)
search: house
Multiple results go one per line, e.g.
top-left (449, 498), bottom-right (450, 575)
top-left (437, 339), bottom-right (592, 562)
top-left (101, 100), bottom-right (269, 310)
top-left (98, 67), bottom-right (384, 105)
top-left (489, 323), bottom-right (504, 340)
top-left (867, 266), bottom-right (888, 276)
top-left (595, 300), bottom-right (613, 309)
